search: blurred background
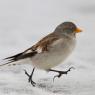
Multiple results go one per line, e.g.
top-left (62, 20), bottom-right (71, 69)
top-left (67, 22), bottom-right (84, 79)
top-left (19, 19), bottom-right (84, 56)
top-left (0, 0), bottom-right (95, 95)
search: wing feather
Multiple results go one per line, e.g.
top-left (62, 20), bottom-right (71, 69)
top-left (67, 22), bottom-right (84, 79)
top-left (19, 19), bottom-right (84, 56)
top-left (0, 33), bottom-right (60, 66)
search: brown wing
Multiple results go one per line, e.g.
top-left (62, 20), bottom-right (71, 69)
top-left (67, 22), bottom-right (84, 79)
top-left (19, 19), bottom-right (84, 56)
top-left (31, 33), bottom-right (60, 52)
top-left (1, 33), bottom-right (59, 66)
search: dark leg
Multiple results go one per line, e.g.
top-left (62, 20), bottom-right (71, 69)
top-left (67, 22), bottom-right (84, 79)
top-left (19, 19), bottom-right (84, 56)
top-left (48, 67), bottom-right (74, 81)
top-left (24, 67), bottom-right (36, 86)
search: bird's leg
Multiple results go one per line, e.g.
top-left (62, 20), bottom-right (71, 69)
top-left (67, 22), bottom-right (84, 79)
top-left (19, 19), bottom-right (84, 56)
top-left (48, 67), bottom-right (74, 81)
top-left (24, 67), bottom-right (36, 86)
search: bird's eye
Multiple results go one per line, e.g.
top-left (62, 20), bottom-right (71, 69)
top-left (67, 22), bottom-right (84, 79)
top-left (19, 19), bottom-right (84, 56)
top-left (65, 29), bottom-right (73, 33)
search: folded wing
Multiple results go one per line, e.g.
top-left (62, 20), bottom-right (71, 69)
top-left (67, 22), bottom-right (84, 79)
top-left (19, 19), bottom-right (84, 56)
top-left (0, 33), bottom-right (60, 66)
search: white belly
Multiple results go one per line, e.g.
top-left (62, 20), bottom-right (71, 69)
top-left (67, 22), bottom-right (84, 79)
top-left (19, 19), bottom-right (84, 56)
top-left (31, 38), bottom-right (76, 70)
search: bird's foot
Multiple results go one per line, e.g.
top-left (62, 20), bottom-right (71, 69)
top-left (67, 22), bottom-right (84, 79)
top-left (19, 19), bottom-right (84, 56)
top-left (24, 69), bottom-right (36, 87)
top-left (49, 67), bottom-right (75, 82)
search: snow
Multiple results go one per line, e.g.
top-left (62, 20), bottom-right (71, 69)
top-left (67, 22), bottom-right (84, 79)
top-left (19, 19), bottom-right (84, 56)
top-left (0, 0), bottom-right (95, 95)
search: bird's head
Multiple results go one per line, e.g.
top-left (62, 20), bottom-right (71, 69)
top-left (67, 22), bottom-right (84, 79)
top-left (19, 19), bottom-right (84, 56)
top-left (55, 22), bottom-right (82, 36)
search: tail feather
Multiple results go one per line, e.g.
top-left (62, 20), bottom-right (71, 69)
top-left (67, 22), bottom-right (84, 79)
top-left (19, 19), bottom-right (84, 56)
top-left (4, 53), bottom-right (23, 60)
top-left (0, 51), bottom-right (37, 66)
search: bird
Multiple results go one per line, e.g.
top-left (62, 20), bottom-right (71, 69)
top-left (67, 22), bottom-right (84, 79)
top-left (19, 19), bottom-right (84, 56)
top-left (1, 21), bottom-right (82, 86)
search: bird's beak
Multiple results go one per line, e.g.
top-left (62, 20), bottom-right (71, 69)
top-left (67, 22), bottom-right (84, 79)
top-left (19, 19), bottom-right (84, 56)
top-left (75, 28), bottom-right (82, 33)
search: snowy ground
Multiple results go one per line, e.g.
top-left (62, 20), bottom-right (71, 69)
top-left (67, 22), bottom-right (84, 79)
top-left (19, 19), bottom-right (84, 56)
top-left (0, 0), bottom-right (95, 95)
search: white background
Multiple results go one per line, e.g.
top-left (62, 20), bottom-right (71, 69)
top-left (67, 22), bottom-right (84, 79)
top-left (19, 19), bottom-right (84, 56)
top-left (0, 0), bottom-right (95, 95)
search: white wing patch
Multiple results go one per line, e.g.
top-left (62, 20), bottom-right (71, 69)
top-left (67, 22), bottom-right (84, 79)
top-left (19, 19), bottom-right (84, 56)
top-left (36, 46), bottom-right (42, 53)
top-left (25, 50), bottom-right (32, 53)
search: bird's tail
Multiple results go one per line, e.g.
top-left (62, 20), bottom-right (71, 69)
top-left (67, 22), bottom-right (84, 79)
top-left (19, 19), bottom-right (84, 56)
top-left (0, 51), bottom-right (37, 66)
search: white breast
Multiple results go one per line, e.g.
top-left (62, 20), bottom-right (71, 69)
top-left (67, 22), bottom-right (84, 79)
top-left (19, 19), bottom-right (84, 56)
top-left (31, 38), bottom-right (76, 70)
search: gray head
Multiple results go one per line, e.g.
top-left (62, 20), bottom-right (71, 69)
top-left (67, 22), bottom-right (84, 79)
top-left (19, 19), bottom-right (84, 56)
top-left (54, 22), bottom-right (82, 35)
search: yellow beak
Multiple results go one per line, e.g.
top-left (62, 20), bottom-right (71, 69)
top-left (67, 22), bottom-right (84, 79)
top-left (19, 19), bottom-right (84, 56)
top-left (75, 28), bottom-right (82, 33)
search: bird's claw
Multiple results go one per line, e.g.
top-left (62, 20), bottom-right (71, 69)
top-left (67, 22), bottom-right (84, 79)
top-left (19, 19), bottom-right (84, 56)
top-left (30, 80), bottom-right (36, 87)
top-left (53, 72), bottom-right (63, 82)
top-left (67, 67), bottom-right (75, 73)
top-left (53, 67), bottom-right (75, 82)
top-left (23, 69), bottom-right (36, 87)
top-left (53, 74), bottom-right (61, 82)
